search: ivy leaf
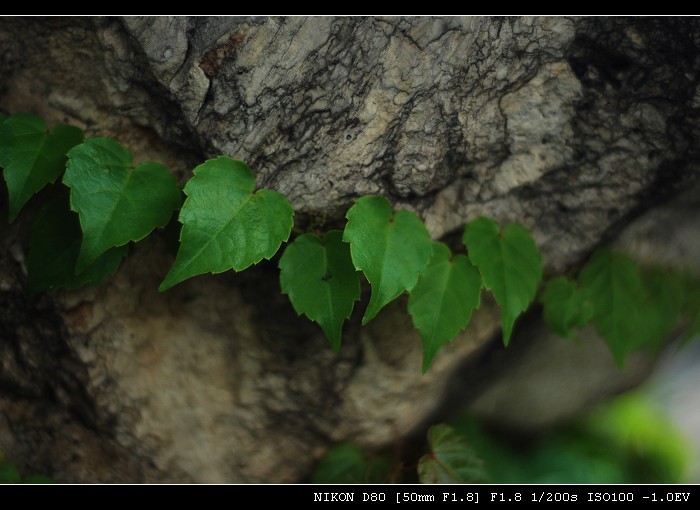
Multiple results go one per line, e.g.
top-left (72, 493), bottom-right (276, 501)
top-left (578, 250), bottom-right (656, 364)
top-left (641, 268), bottom-right (684, 347)
top-left (27, 195), bottom-right (127, 295)
top-left (64, 138), bottom-right (180, 271)
top-left (463, 217), bottom-right (542, 346)
top-left (279, 230), bottom-right (360, 351)
top-left (408, 242), bottom-right (482, 372)
top-left (540, 276), bottom-right (593, 339)
top-left (160, 157), bottom-right (293, 291)
top-left (343, 195), bottom-right (433, 324)
top-left (0, 113), bottom-right (83, 221)
top-left (418, 424), bottom-right (489, 484)
top-left (311, 442), bottom-right (392, 484)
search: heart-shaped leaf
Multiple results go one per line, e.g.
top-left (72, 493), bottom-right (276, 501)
top-left (27, 195), bottom-right (128, 295)
top-left (160, 157), bottom-right (294, 290)
top-left (579, 250), bottom-right (653, 364)
top-left (343, 196), bottom-right (433, 324)
top-left (64, 137), bottom-right (180, 271)
top-left (0, 113), bottom-right (83, 221)
top-left (641, 268), bottom-right (684, 347)
top-left (580, 250), bottom-right (683, 364)
top-left (408, 242), bottom-right (482, 372)
top-left (540, 276), bottom-right (593, 339)
top-left (279, 230), bottom-right (360, 351)
top-left (463, 217), bottom-right (542, 345)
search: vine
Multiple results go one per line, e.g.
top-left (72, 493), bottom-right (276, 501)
top-left (1, 112), bottom-right (698, 374)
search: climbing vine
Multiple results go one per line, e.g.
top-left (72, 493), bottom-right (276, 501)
top-left (1, 112), bottom-right (698, 373)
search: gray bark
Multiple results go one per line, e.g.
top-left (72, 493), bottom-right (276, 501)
top-left (0, 16), bottom-right (699, 482)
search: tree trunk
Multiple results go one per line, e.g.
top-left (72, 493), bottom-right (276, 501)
top-left (1, 16), bottom-right (699, 482)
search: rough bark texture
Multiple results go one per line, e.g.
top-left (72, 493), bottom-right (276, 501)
top-left (0, 16), bottom-right (699, 482)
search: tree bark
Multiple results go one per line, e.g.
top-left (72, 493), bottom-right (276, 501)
top-left (0, 16), bottom-right (699, 482)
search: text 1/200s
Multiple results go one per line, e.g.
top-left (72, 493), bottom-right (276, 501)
top-left (491, 493), bottom-right (576, 503)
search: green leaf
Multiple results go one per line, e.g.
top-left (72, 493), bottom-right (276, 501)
top-left (418, 424), bottom-right (489, 483)
top-left (27, 195), bottom-right (127, 295)
top-left (0, 113), bottom-right (6, 124)
top-left (311, 442), bottom-right (392, 484)
top-left (540, 276), bottom-right (593, 339)
top-left (641, 268), bottom-right (684, 347)
top-left (279, 230), bottom-right (360, 351)
top-left (343, 196), bottom-right (433, 324)
top-left (64, 138), bottom-right (180, 271)
top-left (463, 217), bottom-right (542, 346)
top-left (578, 250), bottom-right (657, 364)
top-left (408, 242), bottom-right (482, 372)
top-left (0, 113), bottom-right (83, 221)
top-left (160, 157), bottom-right (293, 291)
top-left (578, 250), bottom-right (644, 364)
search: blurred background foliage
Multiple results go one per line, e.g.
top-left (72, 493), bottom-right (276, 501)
top-left (312, 343), bottom-right (698, 485)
